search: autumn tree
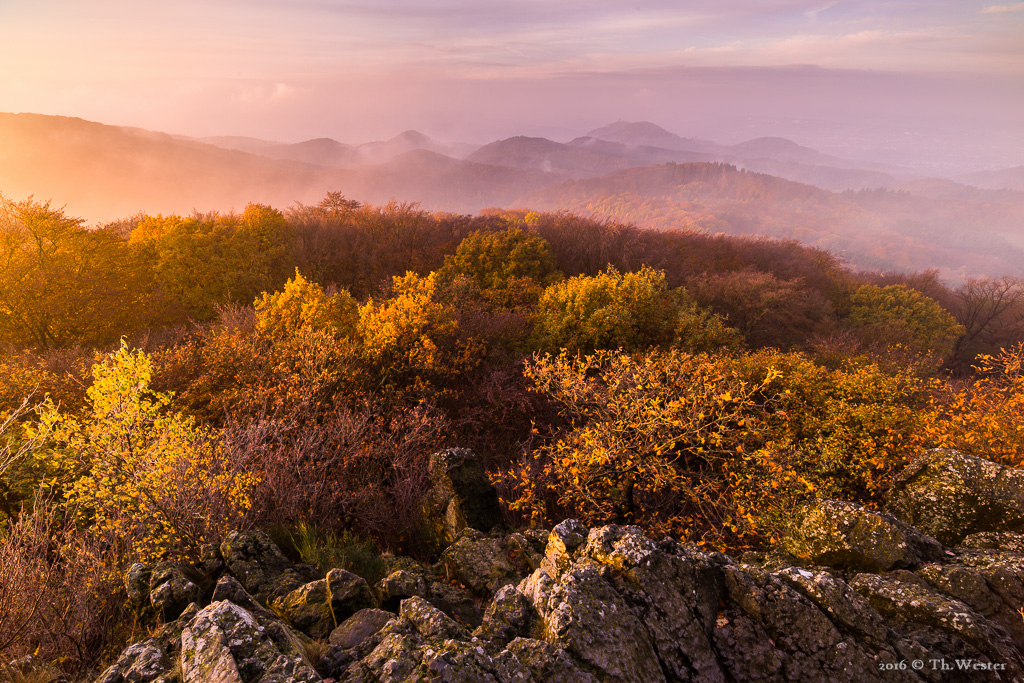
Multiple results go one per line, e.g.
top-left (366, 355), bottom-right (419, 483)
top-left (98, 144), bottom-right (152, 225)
top-left (37, 342), bottom-right (258, 561)
top-left (0, 196), bottom-right (152, 348)
top-left (947, 276), bottom-right (1024, 373)
top-left (130, 203), bottom-right (294, 321)
top-left (847, 283), bottom-right (964, 359)
top-left (687, 270), bottom-right (832, 350)
top-left (436, 228), bottom-right (562, 309)
top-left (506, 349), bottom-right (774, 538)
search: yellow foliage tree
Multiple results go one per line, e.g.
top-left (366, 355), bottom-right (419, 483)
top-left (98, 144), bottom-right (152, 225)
top-left (36, 341), bottom-right (258, 561)
top-left (254, 269), bottom-right (358, 339)
top-left (357, 272), bottom-right (461, 383)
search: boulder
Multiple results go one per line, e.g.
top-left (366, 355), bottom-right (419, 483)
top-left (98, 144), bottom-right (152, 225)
top-left (148, 562), bottom-right (203, 622)
top-left (523, 561), bottom-right (666, 682)
top-left (476, 584), bottom-right (535, 642)
top-left (328, 608), bottom-right (395, 650)
top-left (326, 567), bottom-right (377, 622)
top-left (180, 601), bottom-right (320, 683)
top-left (961, 531), bottom-right (1024, 554)
top-left (125, 563), bottom-right (153, 611)
top-left (272, 577), bottom-right (335, 639)
top-left (505, 638), bottom-right (598, 683)
top-left (377, 567), bottom-right (429, 611)
top-left (219, 530), bottom-right (317, 603)
top-left (425, 447), bottom-right (503, 545)
top-left (886, 448), bottom-right (1024, 546)
top-left (440, 530), bottom-right (520, 596)
top-left (541, 518), bottom-right (588, 578)
top-left (784, 499), bottom-right (944, 571)
top-left (425, 579), bottom-right (482, 628)
top-left (94, 640), bottom-right (171, 683)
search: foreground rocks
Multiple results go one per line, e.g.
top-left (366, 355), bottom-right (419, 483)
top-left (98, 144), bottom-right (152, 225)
top-left (96, 449), bottom-right (1024, 682)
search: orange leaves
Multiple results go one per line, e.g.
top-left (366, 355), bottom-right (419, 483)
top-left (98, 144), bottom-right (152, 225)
top-left (507, 349), bottom-right (771, 539)
top-left (924, 344), bottom-right (1024, 466)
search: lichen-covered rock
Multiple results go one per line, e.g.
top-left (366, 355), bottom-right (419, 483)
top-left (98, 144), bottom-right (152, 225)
top-left (149, 562), bottom-right (203, 622)
top-left (337, 596), bottom-right (525, 682)
top-left (425, 447), bottom-right (503, 545)
top-left (377, 567), bottom-right (429, 611)
top-left (441, 530), bottom-right (520, 596)
top-left (961, 531), bottom-right (1024, 554)
top-left (476, 584), bottom-right (535, 642)
top-left (327, 568), bottom-right (378, 622)
top-left (96, 510), bottom-right (1024, 683)
top-left (523, 561), bottom-right (666, 682)
top-left (211, 575), bottom-right (276, 621)
top-left (784, 499), bottom-right (944, 571)
top-left (718, 564), bottom-right (892, 682)
top-left (580, 525), bottom-right (726, 682)
top-left (505, 637), bottom-right (597, 683)
top-left (851, 573), bottom-right (1024, 676)
top-left (886, 448), bottom-right (1024, 546)
top-left (94, 640), bottom-right (171, 683)
top-left (125, 563), bottom-right (154, 612)
top-left (219, 530), bottom-right (317, 603)
top-left (540, 519), bottom-right (588, 579)
top-left (272, 578), bottom-right (334, 639)
top-left (180, 601), bottom-right (320, 683)
top-left (328, 608), bottom-right (395, 650)
top-left (505, 531), bottom-right (547, 574)
top-left (426, 579), bottom-right (482, 628)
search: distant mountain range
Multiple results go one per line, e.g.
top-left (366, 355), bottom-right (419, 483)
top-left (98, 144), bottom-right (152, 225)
top-left (1, 112), bottom-right (1022, 280)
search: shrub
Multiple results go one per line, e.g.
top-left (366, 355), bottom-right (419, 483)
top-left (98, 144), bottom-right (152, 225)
top-left (254, 270), bottom-right (358, 340)
top-left (532, 266), bottom-right (681, 354)
top-left (436, 228), bottom-right (561, 309)
top-left (687, 269), bottom-right (832, 350)
top-left (225, 401), bottom-right (447, 556)
top-left (848, 283), bottom-right (964, 359)
top-left (925, 344), bottom-right (1024, 466)
top-left (504, 349), bottom-right (775, 541)
top-left (357, 271), bottom-right (466, 388)
top-left (37, 341), bottom-right (258, 562)
top-left (0, 498), bottom-right (128, 674)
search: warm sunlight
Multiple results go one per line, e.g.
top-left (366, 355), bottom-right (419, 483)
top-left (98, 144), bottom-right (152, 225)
top-left (1, 2), bottom-right (1023, 680)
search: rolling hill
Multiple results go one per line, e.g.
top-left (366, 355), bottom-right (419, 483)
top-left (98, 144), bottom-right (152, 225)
top-left (516, 161), bottom-right (1024, 281)
top-left (0, 114), bottom-right (548, 221)
top-left (3, 112), bottom-right (1022, 280)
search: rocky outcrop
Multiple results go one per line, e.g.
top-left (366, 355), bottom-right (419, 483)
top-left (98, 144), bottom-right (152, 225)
top-left (423, 447), bottom-right (504, 546)
top-left (886, 448), bottom-right (1024, 546)
top-left (96, 449), bottom-right (1024, 683)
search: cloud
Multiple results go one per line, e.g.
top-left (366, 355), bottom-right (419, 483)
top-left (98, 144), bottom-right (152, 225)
top-left (981, 3), bottom-right (1024, 12)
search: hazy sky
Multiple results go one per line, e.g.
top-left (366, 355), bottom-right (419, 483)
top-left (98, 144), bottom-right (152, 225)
top-left (1, 0), bottom-right (1022, 167)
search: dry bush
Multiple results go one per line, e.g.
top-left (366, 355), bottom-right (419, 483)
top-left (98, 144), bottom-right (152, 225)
top-left (225, 401), bottom-right (449, 556)
top-left (0, 499), bottom-right (128, 675)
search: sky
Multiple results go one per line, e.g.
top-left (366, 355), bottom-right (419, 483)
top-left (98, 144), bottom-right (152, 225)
top-left (1, 0), bottom-right (1022, 169)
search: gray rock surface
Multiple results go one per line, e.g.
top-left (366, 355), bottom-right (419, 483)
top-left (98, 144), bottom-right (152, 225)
top-left (784, 499), bottom-right (945, 571)
top-left (424, 447), bottom-right (504, 545)
top-left (100, 454), bottom-right (1024, 683)
top-left (887, 448), bottom-right (1024, 546)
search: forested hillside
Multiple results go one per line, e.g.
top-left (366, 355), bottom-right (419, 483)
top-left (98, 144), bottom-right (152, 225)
top-left (519, 162), bottom-right (1024, 281)
top-left (2, 190), bottom-right (1024, 676)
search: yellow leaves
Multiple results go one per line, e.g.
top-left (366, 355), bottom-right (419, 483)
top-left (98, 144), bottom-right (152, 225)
top-left (357, 271), bottom-right (459, 376)
top-left (41, 341), bottom-right (256, 562)
top-left (254, 269), bottom-right (358, 340)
